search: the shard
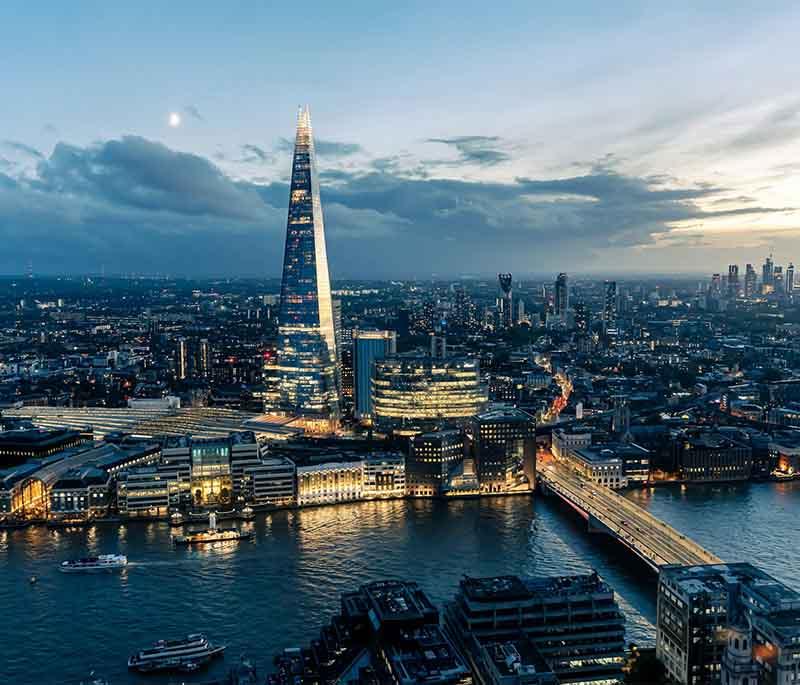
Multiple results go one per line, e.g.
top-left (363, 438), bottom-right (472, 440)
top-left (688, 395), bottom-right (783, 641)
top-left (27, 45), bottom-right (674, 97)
top-left (276, 106), bottom-right (340, 430)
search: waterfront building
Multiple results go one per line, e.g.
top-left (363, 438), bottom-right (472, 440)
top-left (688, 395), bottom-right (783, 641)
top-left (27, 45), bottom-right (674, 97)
top-left (568, 445), bottom-right (627, 489)
top-left (551, 425), bottom-right (593, 460)
top-left (276, 106), bottom-right (340, 432)
top-left (270, 579), bottom-right (471, 685)
top-left (296, 459), bottom-right (363, 506)
top-left (239, 455), bottom-right (296, 507)
top-left (117, 466), bottom-right (177, 518)
top-left (657, 563), bottom-right (800, 685)
top-left (362, 453), bottom-right (406, 499)
top-left (471, 408), bottom-right (536, 493)
top-left (354, 330), bottom-right (397, 421)
top-left (671, 429), bottom-right (753, 482)
top-left (408, 429), bottom-right (465, 497)
top-left (445, 573), bottom-right (626, 684)
top-left (372, 356), bottom-right (486, 431)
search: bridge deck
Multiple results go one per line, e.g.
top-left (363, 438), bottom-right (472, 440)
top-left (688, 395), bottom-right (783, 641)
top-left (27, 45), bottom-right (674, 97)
top-left (539, 461), bottom-right (722, 569)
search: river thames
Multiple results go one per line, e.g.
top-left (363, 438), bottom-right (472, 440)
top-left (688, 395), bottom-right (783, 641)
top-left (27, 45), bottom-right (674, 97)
top-left (2, 481), bottom-right (798, 684)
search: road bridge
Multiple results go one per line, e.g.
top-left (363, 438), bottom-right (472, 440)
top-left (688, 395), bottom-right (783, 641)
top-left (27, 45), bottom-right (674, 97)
top-left (538, 460), bottom-right (722, 571)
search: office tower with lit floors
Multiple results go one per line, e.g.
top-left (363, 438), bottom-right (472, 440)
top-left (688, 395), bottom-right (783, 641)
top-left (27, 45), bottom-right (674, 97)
top-left (554, 272), bottom-right (569, 316)
top-left (275, 106), bottom-right (340, 432)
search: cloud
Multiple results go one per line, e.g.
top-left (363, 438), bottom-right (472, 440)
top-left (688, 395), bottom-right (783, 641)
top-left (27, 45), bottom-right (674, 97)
top-left (426, 136), bottom-right (511, 166)
top-left (2, 140), bottom-right (43, 159)
top-left (183, 104), bottom-right (205, 122)
top-left (709, 101), bottom-right (800, 154)
top-left (0, 134), bottom-right (791, 277)
top-left (240, 144), bottom-right (273, 164)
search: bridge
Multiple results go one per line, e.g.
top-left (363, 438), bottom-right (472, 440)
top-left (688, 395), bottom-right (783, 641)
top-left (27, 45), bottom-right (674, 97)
top-left (538, 460), bottom-right (722, 571)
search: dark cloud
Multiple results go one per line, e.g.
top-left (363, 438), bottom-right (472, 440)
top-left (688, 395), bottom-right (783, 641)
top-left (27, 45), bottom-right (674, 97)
top-left (240, 144), bottom-right (273, 164)
top-left (183, 104), bottom-right (205, 122)
top-left (0, 135), bottom-right (789, 277)
top-left (426, 136), bottom-right (510, 166)
top-left (275, 137), bottom-right (362, 157)
top-left (2, 140), bottom-right (43, 159)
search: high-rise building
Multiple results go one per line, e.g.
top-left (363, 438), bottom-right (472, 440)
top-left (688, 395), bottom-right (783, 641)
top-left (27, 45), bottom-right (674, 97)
top-left (774, 265), bottom-right (785, 294)
top-left (787, 262), bottom-right (795, 294)
top-left (657, 563), bottom-right (800, 685)
top-left (197, 339), bottom-right (211, 378)
top-left (762, 254), bottom-right (774, 293)
top-left (471, 408), bottom-right (536, 493)
top-left (727, 264), bottom-right (739, 299)
top-left (744, 264), bottom-right (757, 299)
top-left (276, 106), bottom-right (340, 431)
top-left (554, 273), bottom-right (569, 316)
top-left (603, 280), bottom-right (618, 323)
top-left (353, 330), bottom-right (397, 421)
top-left (175, 337), bottom-right (188, 380)
top-left (498, 273), bottom-right (513, 329)
top-left (408, 429), bottom-right (465, 497)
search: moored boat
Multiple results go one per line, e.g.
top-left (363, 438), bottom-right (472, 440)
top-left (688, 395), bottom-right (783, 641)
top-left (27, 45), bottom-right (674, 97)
top-left (172, 512), bottom-right (253, 546)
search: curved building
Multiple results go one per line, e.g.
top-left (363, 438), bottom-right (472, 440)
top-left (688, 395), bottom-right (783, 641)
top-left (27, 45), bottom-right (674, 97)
top-left (371, 356), bottom-right (486, 430)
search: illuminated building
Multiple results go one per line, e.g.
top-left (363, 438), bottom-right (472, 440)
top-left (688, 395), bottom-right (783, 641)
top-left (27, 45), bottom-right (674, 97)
top-left (657, 563), bottom-right (800, 685)
top-left (296, 459), bottom-right (363, 506)
top-left (276, 106), bottom-right (340, 431)
top-left (554, 272), bottom-right (569, 316)
top-left (762, 254), bottom-right (774, 292)
top-left (408, 429), bottom-right (464, 497)
top-left (362, 454), bottom-right (406, 499)
top-left (175, 336), bottom-right (189, 380)
top-left (471, 408), bottom-right (536, 493)
top-left (371, 356), bottom-right (487, 431)
top-left (117, 466), bottom-right (177, 518)
top-left (197, 338), bottom-right (211, 377)
top-left (445, 573), bottom-right (626, 685)
top-left (670, 429), bottom-right (752, 482)
top-left (0, 427), bottom-right (88, 468)
top-left (353, 330), bottom-right (397, 420)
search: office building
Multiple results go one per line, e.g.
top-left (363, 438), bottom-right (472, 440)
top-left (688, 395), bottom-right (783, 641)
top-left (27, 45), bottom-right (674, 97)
top-left (175, 336), bottom-right (189, 380)
top-left (408, 429), bottom-right (465, 496)
top-left (554, 273), bottom-right (569, 316)
top-left (471, 409), bottom-right (536, 493)
top-left (445, 573), bottom-right (626, 685)
top-left (354, 330), bottom-right (397, 421)
top-left (0, 427), bottom-right (88, 468)
top-left (657, 563), bottom-right (800, 685)
top-left (372, 356), bottom-right (487, 431)
top-left (762, 255), bottom-right (774, 293)
top-left (276, 106), bottom-right (340, 432)
top-left (197, 338), bottom-right (211, 377)
top-left (270, 580), bottom-right (471, 684)
top-left (671, 429), bottom-right (753, 482)
top-left (787, 262), bottom-right (795, 294)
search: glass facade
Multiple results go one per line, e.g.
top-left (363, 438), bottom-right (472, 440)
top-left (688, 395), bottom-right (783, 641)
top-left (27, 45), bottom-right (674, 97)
top-left (276, 106), bottom-right (340, 426)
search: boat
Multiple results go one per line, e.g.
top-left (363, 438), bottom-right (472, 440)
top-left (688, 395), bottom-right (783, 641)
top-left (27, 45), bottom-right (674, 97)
top-left (60, 554), bottom-right (128, 573)
top-left (239, 506), bottom-right (255, 520)
top-left (127, 633), bottom-right (225, 672)
top-left (172, 512), bottom-right (253, 546)
top-left (169, 511), bottom-right (185, 526)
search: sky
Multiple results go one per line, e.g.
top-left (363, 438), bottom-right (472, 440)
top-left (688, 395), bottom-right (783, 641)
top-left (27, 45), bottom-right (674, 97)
top-left (1, 1), bottom-right (800, 278)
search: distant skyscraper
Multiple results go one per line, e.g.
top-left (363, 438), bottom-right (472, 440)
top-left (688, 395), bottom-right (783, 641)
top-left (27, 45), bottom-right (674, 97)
top-left (603, 281), bottom-right (618, 323)
top-left (175, 337), bottom-right (188, 380)
top-left (354, 330), bottom-right (396, 420)
top-left (498, 273), bottom-right (513, 329)
top-left (787, 263), bottom-right (795, 294)
top-left (744, 264), bottom-right (757, 299)
top-left (276, 106), bottom-right (340, 429)
top-left (762, 254), bottom-right (774, 293)
top-left (727, 264), bottom-right (739, 299)
top-left (774, 265), bottom-right (784, 294)
top-left (197, 338), bottom-right (211, 377)
top-left (554, 272), bottom-right (569, 316)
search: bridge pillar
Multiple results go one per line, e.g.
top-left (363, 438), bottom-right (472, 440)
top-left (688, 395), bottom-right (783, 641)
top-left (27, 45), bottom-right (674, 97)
top-left (587, 513), bottom-right (614, 536)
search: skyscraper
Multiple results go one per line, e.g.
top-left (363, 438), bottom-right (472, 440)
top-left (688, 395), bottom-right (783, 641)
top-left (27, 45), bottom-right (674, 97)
top-left (603, 280), bottom-right (618, 323)
top-left (727, 264), bottom-right (739, 299)
top-left (353, 330), bottom-right (396, 421)
top-left (276, 106), bottom-right (340, 430)
top-left (787, 263), bottom-right (795, 294)
top-left (744, 263), bottom-right (757, 299)
top-left (762, 254), bottom-right (774, 293)
top-left (554, 272), bottom-right (569, 316)
top-left (498, 273), bottom-right (513, 329)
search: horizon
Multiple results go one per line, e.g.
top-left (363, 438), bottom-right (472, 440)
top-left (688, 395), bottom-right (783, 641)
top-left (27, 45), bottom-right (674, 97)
top-left (2, 3), bottom-right (800, 276)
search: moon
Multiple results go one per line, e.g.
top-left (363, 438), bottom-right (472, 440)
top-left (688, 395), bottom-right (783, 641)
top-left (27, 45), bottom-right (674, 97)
top-left (168, 112), bottom-right (181, 127)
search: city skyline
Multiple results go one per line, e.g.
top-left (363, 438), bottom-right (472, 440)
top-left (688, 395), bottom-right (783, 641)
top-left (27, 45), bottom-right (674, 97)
top-left (2, 3), bottom-right (800, 278)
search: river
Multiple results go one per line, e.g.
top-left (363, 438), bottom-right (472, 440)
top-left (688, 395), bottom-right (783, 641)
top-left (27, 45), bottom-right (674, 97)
top-left (2, 480), bottom-right (798, 684)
